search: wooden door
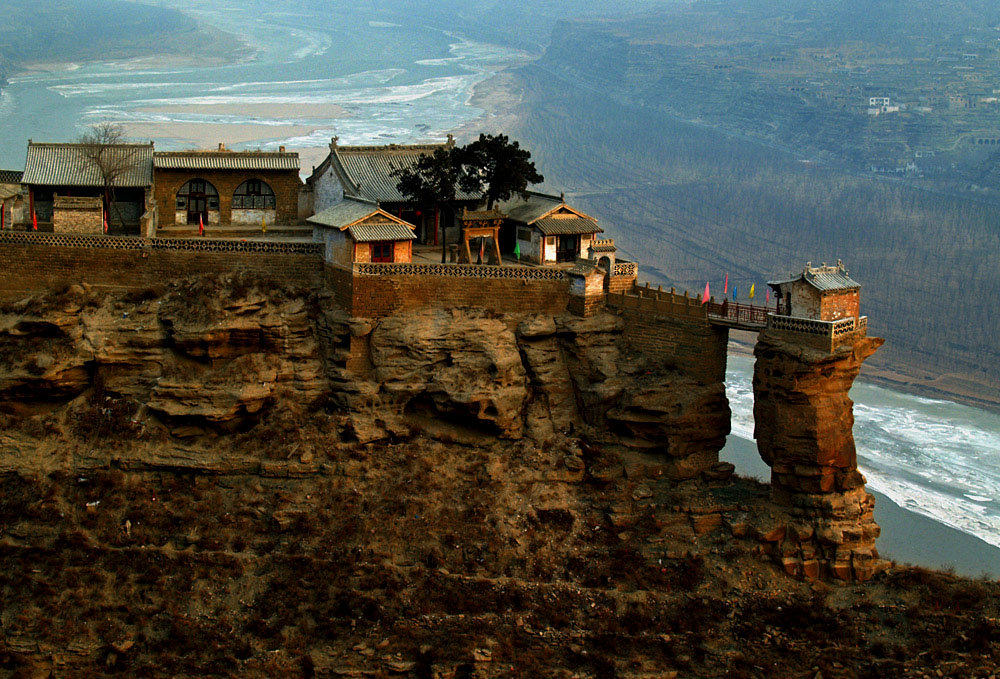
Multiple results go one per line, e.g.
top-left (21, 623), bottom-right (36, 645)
top-left (556, 235), bottom-right (579, 263)
top-left (187, 195), bottom-right (207, 225)
top-left (372, 242), bottom-right (394, 263)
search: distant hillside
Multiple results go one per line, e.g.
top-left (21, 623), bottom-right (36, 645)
top-left (0, 0), bottom-right (240, 83)
top-left (495, 16), bottom-right (1000, 406)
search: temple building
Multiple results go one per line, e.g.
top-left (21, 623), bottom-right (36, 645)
top-left (498, 191), bottom-right (604, 264)
top-left (21, 142), bottom-right (154, 233)
top-left (305, 136), bottom-right (480, 245)
top-left (153, 146), bottom-right (302, 229)
top-left (308, 197), bottom-right (416, 266)
top-left (768, 261), bottom-right (861, 321)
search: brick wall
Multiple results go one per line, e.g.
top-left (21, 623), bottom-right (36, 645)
top-left (607, 273), bottom-right (636, 294)
top-left (820, 290), bottom-right (860, 322)
top-left (615, 307), bottom-right (730, 385)
top-left (53, 198), bottom-right (103, 234)
top-left (154, 168), bottom-right (302, 227)
top-left (347, 270), bottom-right (571, 318)
top-left (0, 235), bottom-right (322, 298)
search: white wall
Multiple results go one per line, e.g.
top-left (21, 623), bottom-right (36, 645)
top-left (313, 165), bottom-right (346, 213)
top-left (317, 226), bottom-right (354, 267)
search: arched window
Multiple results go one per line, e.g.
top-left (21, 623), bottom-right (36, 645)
top-left (176, 179), bottom-right (219, 225)
top-left (233, 179), bottom-right (276, 210)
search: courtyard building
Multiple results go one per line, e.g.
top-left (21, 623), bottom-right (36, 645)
top-left (153, 145), bottom-right (302, 231)
top-left (22, 142), bottom-right (154, 233)
top-left (308, 196), bottom-right (416, 267)
top-left (305, 136), bottom-right (480, 246)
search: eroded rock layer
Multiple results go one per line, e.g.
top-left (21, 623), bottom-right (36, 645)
top-left (753, 329), bottom-right (887, 581)
top-left (0, 275), bottom-right (730, 480)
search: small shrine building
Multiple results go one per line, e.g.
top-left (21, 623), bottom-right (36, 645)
top-left (498, 191), bottom-right (603, 265)
top-left (768, 261), bottom-right (861, 321)
top-left (308, 197), bottom-right (416, 266)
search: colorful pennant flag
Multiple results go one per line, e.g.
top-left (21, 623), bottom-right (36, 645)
top-left (724, 273), bottom-right (729, 295)
top-left (199, 214), bottom-right (205, 237)
top-left (766, 288), bottom-right (771, 305)
top-left (32, 210), bottom-right (38, 231)
top-left (103, 209), bottom-right (108, 235)
top-left (749, 283), bottom-right (755, 300)
top-left (261, 215), bottom-right (267, 235)
top-left (702, 280), bottom-right (710, 304)
top-left (514, 239), bottom-right (521, 261)
top-left (733, 285), bottom-right (738, 300)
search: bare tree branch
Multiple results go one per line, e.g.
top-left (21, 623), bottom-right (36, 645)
top-left (76, 122), bottom-right (144, 229)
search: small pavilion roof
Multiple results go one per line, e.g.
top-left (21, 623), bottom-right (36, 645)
top-left (308, 197), bottom-right (416, 242)
top-left (769, 261), bottom-right (860, 292)
top-left (23, 142), bottom-right (153, 187)
top-left (499, 191), bottom-right (603, 235)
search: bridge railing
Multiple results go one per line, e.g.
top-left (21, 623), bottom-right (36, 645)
top-left (706, 300), bottom-right (779, 328)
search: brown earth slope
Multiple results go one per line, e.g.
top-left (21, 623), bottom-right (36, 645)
top-left (0, 276), bottom-right (998, 678)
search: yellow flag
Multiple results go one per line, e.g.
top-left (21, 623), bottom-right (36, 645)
top-left (749, 283), bottom-right (755, 299)
top-left (262, 215), bottom-right (267, 234)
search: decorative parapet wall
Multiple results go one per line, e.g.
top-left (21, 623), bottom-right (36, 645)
top-left (766, 313), bottom-right (868, 353)
top-left (613, 261), bottom-right (637, 278)
top-left (353, 261), bottom-right (567, 281)
top-left (606, 283), bottom-right (708, 321)
top-left (0, 230), bottom-right (321, 255)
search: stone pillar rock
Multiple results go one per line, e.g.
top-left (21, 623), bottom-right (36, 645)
top-left (752, 329), bottom-right (887, 582)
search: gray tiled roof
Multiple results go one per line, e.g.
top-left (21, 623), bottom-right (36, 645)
top-left (499, 192), bottom-right (601, 237)
top-left (333, 144), bottom-right (479, 203)
top-left (348, 223), bottom-right (416, 242)
top-left (23, 143), bottom-right (153, 187)
top-left (769, 263), bottom-right (860, 292)
top-left (534, 216), bottom-right (603, 235)
top-left (154, 151), bottom-right (300, 171)
top-left (0, 170), bottom-right (23, 184)
top-left (499, 191), bottom-right (563, 224)
top-left (308, 198), bottom-right (382, 229)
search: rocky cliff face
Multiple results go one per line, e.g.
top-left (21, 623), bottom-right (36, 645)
top-left (0, 275), bottom-right (729, 480)
top-left (2, 278), bottom-right (999, 677)
top-left (752, 329), bottom-right (887, 581)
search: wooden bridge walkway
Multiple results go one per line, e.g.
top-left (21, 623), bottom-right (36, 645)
top-left (705, 300), bottom-right (779, 331)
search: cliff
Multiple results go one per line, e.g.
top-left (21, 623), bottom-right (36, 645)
top-left (0, 276), bottom-right (998, 678)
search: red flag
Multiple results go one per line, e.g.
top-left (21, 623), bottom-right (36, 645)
top-left (103, 209), bottom-right (108, 235)
top-left (32, 210), bottom-right (38, 231)
top-left (766, 288), bottom-right (771, 305)
top-left (724, 273), bottom-right (729, 295)
top-left (702, 280), bottom-right (710, 304)
top-left (1, 200), bottom-right (5, 231)
top-left (199, 214), bottom-right (205, 236)
top-left (479, 238), bottom-right (484, 262)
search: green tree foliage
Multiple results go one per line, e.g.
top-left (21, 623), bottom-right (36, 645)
top-left (392, 147), bottom-right (462, 207)
top-left (458, 134), bottom-right (544, 210)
